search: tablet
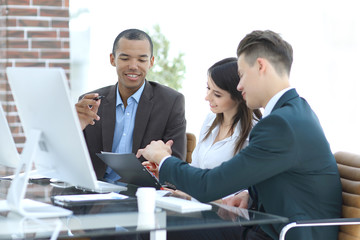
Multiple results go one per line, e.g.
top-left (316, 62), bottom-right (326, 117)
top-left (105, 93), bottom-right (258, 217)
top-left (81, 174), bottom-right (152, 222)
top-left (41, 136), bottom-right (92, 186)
top-left (96, 152), bottom-right (162, 190)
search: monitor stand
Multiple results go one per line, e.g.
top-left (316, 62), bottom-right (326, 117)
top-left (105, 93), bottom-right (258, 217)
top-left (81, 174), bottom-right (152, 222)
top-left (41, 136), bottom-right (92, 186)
top-left (0, 129), bottom-right (72, 218)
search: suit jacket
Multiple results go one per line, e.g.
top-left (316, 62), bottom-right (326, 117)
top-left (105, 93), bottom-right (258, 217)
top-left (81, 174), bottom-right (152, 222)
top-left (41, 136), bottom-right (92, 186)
top-left (83, 80), bottom-right (186, 179)
top-left (159, 89), bottom-right (342, 240)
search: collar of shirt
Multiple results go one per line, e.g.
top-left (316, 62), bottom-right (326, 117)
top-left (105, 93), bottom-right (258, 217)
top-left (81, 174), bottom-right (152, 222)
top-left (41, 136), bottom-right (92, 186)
top-left (115, 81), bottom-right (145, 108)
top-left (262, 87), bottom-right (293, 118)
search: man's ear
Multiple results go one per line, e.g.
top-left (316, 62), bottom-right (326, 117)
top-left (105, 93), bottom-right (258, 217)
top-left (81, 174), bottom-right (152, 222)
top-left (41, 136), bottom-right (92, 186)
top-left (110, 53), bottom-right (116, 67)
top-left (256, 58), bottom-right (267, 74)
top-left (149, 56), bottom-right (155, 69)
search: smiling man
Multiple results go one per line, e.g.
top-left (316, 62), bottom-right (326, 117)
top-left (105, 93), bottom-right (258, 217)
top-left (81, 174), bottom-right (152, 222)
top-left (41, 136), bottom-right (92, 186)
top-left (75, 29), bottom-right (186, 182)
top-left (137, 30), bottom-right (342, 240)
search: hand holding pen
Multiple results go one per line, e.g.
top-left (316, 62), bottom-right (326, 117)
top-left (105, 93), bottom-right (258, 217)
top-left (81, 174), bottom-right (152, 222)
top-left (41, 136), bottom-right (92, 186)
top-left (75, 93), bottom-right (105, 130)
top-left (142, 161), bottom-right (159, 179)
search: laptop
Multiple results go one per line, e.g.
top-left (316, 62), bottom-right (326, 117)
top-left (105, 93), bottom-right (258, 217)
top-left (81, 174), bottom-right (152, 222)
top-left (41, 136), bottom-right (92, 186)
top-left (96, 152), bottom-right (162, 190)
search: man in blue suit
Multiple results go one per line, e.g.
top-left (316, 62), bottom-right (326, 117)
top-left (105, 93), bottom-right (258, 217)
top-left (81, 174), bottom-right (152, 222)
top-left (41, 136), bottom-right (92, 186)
top-left (137, 30), bottom-right (342, 240)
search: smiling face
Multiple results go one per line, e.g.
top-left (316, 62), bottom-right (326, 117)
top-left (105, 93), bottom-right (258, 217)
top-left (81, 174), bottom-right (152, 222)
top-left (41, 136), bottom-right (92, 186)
top-left (205, 76), bottom-right (239, 117)
top-left (110, 38), bottom-right (154, 97)
top-left (236, 54), bottom-right (265, 109)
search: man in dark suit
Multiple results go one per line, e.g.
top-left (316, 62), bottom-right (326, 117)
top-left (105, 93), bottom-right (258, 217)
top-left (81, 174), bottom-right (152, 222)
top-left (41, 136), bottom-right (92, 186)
top-left (75, 29), bottom-right (186, 181)
top-left (137, 30), bottom-right (342, 240)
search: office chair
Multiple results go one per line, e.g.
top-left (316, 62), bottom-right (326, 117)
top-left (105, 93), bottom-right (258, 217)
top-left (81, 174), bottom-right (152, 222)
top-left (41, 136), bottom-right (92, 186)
top-left (280, 151), bottom-right (360, 240)
top-left (186, 133), bottom-right (196, 163)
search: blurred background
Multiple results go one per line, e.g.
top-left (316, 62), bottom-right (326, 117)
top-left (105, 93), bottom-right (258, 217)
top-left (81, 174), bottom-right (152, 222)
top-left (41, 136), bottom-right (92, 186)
top-left (69, 0), bottom-right (360, 154)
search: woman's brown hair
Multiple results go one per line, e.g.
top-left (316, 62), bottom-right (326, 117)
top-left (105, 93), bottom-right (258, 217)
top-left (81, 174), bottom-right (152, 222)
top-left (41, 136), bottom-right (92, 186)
top-left (204, 57), bottom-right (262, 155)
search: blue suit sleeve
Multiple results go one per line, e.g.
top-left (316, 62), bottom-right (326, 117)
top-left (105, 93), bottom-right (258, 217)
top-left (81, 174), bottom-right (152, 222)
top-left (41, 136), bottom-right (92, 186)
top-left (159, 114), bottom-right (297, 202)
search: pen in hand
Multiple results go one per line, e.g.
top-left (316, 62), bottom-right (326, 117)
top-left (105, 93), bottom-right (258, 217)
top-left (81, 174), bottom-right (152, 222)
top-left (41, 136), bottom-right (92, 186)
top-left (93, 95), bottom-right (105, 101)
top-left (88, 95), bottom-right (104, 109)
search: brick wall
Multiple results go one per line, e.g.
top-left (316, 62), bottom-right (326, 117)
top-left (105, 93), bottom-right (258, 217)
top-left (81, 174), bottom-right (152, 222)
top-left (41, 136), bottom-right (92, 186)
top-left (0, 0), bottom-right (70, 152)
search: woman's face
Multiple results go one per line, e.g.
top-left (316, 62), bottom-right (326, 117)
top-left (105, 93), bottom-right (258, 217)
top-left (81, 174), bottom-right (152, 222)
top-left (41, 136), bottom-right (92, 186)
top-left (205, 76), bottom-right (239, 116)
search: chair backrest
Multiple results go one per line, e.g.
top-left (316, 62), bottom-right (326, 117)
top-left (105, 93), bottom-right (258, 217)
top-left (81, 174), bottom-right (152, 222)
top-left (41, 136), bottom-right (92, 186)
top-left (186, 133), bottom-right (196, 163)
top-left (335, 151), bottom-right (360, 240)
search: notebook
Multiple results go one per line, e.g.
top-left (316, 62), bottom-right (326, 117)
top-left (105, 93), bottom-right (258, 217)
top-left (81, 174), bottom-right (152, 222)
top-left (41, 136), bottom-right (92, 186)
top-left (52, 192), bottom-right (129, 207)
top-left (96, 152), bottom-right (162, 190)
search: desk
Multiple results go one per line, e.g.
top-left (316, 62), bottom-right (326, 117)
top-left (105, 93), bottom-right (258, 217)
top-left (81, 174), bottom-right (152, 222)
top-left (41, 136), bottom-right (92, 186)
top-left (0, 175), bottom-right (288, 239)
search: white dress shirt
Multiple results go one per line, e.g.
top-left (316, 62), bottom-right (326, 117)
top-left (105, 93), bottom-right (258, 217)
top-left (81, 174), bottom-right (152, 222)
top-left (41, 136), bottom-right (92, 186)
top-left (190, 113), bottom-right (246, 169)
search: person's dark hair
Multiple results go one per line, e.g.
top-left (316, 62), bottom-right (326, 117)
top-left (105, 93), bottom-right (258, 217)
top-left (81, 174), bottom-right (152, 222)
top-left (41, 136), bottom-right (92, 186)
top-left (237, 30), bottom-right (293, 76)
top-left (112, 29), bottom-right (153, 57)
top-left (204, 57), bottom-right (262, 155)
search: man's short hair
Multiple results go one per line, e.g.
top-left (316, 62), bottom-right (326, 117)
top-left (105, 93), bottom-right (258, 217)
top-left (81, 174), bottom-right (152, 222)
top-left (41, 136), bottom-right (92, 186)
top-left (237, 30), bottom-right (293, 76)
top-left (112, 29), bottom-right (153, 57)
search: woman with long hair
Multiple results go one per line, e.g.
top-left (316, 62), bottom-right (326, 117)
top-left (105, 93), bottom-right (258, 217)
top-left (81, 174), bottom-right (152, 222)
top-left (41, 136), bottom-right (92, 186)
top-left (191, 57), bottom-right (262, 169)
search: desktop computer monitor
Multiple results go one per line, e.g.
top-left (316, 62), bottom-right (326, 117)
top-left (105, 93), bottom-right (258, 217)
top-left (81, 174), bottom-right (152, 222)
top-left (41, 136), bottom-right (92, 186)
top-left (4, 67), bottom-right (125, 218)
top-left (0, 105), bottom-right (20, 169)
top-left (6, 67), bottom-right (99, 190)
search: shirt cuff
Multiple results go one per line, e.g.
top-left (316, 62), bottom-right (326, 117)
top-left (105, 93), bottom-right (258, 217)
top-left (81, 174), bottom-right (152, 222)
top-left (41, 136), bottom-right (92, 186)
top-left (158, 155), bottom-right (171, 171)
